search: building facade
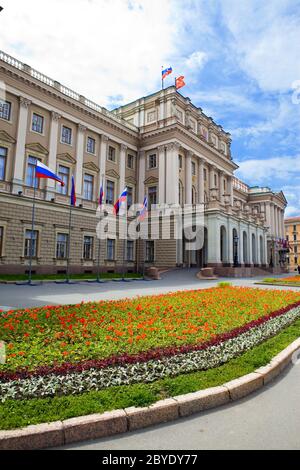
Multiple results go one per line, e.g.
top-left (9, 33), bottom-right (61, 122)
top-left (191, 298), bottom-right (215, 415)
top-left (285, 217), bottom-right (300, 272)
top-left (0, 50), bottom-right (287, 276)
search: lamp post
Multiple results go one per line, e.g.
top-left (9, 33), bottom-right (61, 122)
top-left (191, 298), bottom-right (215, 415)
top-left (233, 234), bottom-right (239, 267)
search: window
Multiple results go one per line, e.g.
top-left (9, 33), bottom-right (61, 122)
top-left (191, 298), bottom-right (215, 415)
top-left (223, 179), bottom-right (227, 191)
top-left (204, 168), bottom-right (207, 181)
top-left (0, 147), bottom-right (7, 180)
top-left (83, 174), bottom-right (94, 200)
top-left (214, 174), bottom-right (217, 187)
top-left (127, 240), bottom-right (134, 261)
top-left (127, 154), bottom-right (134, 169)
top-left (108, 146), bottom-right (116, 162)
top-left (148, 154), bottom-right (157, 169)
top-left (179, 155), bottom-right (183, 169)
top-left (87, 137), bottom-right (96, 154)
top-left (147, 111), bottom-right (156, 123)
top-left (294, 234), bottom-right (297, 242)
top-left (56, 233), bottom-right (68, 259)
top-left (146, 241), bottom-right (154, 262)
top-left (24, 230), bottom-right (38, 258)
top-left (57, 165), bottom-right (69, 195)
top-left (293, 225), bottom-right (297, 231)
top-left (294, 246), bottom-right (297, 254)
top-left (26, 156), bottom-right (39, 188)
top-left (83, 236), bottom-right (93, 260)
top-left (32, 113), bottom-right (44, 134)
top-left (0, 227), bottom-right (4, 256)
top-left (148, 186), bottom-right (157, 207)
top-left (295, 256), bottom-right (298, 265)
top-left (61, 126), bottom-right (72, 145)
top-left (127, 186), bottom-right (133, 209)
top-left (191, 161), bottom-right (196, 176)
top-left (106, 180), bottom-right (115, 204)
top-left (0, 100), bottom-right (11, 121)
top-left (107, 239), bottom-right (115, 260)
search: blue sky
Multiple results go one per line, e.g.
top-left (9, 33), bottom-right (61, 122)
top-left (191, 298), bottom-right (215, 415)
top-left (1, 0), bottom-right (300, 215)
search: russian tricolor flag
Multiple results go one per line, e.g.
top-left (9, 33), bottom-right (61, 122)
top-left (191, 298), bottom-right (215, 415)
top-left (138, 196), bottom-right (148, 222)
top-left (114, 187), bottom-right (127, 215)
top-left (162, 67), bottom-right (172, 80)
top-left (36, 161), bottom-right (64, 185)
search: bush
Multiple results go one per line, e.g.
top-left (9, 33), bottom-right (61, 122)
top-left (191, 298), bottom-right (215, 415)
top-left (217, 282), bottom-right (232, 288)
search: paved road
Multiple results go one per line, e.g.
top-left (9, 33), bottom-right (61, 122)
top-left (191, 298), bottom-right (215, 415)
top-left (62, 363), bottom-right (300, 450)
top-left (0, 269), bottom-right (297, 310)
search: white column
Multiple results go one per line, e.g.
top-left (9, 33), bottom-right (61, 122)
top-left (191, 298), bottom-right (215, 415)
top-left (239, 224), bottom-right (244, 265)
top-left (209, 165), bottom-right (216, 189)
top-left (228, 175), bottom-right (234, 206)
top-left (228, 220), bottom-right (233, 264)
top-left (185, 151), bottom-right (192, 205)
top-left (207, 217), bottom-right (221, 264)
top-left (13, 97), bottom-right (31, 193)
top-left (165, 142), bottom-right (180, 204)
top-left (158, 145), bottom-right (165, 204)
top-left (266, 202), bottom-right (271, 232)
top-left (198, 158), bottom-right (204, 204)
top-left (138, 150), bottom-right (146, 203)
top-left (75, 124), bottom-right (86, 200)
top-left (219, 170), bottom-right (224, 204)
top-left (46, 112), bottom-right (61, 200)
top-left (281, 209), bottom-right (285, 239)
top-left (99, 134), bottom-right (108, 192)
top-left (119, 144), bottom-right (127, 193)
top-left (248, 225), bottom-right (253, 265)
top-left (264, 231), bottom-right (268, 265)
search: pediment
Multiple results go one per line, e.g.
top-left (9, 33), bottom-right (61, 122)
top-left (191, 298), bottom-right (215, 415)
top-left (57, 153), bottom-right (76, 164)
top-left (83, 161), bottom-right (99, 173)
top-left (0, 130), bottom-right (16, 144)
top-left (144, 176), bottom-right (159, 185)
top-left (277, 190), bottom-right (288, 205)
top-left (125, 176), bottom-right (137, 185)
top-left (25, 142), bottom-right (49, 155)
top-left (106, 168), bottom-right (120, 179)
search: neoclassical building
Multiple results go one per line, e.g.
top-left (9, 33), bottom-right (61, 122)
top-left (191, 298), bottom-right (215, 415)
top-left (0, 50), bottom-right (287, 276)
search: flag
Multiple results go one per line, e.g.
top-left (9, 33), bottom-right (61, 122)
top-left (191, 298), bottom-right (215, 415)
top-left (99, 184), bottom-right (104, 207)
top-left (162, 67), bottom-right (172, 80)
top-left (71, 175), bottom-right (76, 206)
top-left (35, 161), bottom-right (64, 185)
top-left (175, 75), bottom-right (186, 90)
top-left (114, 187), bottom-right (127, 215)
top-left (138, 196), bottom-right (148, 222)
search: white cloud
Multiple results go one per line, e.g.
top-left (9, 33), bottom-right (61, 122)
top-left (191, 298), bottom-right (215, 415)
top-left (220, 0), bottom-right (300, 92)
top-left (236, 155), bottom-right (300, 185)
top-left (185, 51), bottom-right (208, 70)
top-left (0, 0), bottom-right (176, 107)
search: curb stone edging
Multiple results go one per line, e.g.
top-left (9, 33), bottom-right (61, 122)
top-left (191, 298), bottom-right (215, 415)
top-left (1, 337), bottom-right (300, 450)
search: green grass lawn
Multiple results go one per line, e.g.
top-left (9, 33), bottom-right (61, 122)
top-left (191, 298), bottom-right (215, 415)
top-left (0, 272), bottom-right (142, 282)
top-left (1, 316), bottom-right (299, 430)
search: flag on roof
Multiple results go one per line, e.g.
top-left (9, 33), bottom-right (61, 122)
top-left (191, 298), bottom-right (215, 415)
top-left (162, 67), bottom-right (172, 80)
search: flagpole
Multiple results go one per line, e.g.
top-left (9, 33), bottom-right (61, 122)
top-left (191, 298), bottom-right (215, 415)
top-left (28, 163), bottom-right (37, 285)
top-left (96, 176), bottom-right (104, 283)
top-left (66, 201), bottom-right (72, 284)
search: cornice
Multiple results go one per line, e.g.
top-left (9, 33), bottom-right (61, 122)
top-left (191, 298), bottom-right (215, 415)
top-left (0, 64), bottom-right (139, 141)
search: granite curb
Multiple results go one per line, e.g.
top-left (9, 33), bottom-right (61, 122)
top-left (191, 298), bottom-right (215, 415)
top-left (1, 337), bottom-right (300, 450)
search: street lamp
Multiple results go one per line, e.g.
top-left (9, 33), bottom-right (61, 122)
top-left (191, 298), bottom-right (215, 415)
top-left (233, 234), bottom-right (239, 267)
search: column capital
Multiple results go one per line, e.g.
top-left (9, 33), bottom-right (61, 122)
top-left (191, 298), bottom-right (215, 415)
top-left (120, 144), bottom-right (128, 152)
top-left (78, 124), bottom-right (87, 133)
top-left (138, 149), bottom-right (146, 157)
top-left (158, 145), bottom-right (165, 153)
top-left (19, 96), bottom-right (31, 108)
top-left (101, 134), bottom-right (109, 143)
top-left (186, 150), bottom-right (193, 158)
top-left (166, 141), bottom-right (181, 152)
top-left (51, 111), bottom-right (61, 122)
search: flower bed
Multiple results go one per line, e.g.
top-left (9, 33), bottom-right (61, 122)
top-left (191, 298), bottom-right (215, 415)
top-left (262, 276), bottom-right (300, 286)
top-left (1, 286), bottom-right (300, 402)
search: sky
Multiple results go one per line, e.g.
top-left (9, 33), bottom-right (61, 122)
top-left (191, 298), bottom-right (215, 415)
top-left (0, 0), bottom-right (300, 215)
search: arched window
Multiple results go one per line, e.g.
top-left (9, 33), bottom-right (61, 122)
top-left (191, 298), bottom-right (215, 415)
top-left (220, 226), bottom-right (227, 263)
top-left (252, 234), bottom-right (256, 264)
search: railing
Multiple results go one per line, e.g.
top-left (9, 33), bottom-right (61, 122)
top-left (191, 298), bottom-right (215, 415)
top-left (233, 176), bottom-right (249, 193)
top-left (0, 49), bottom-right (138, 133)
